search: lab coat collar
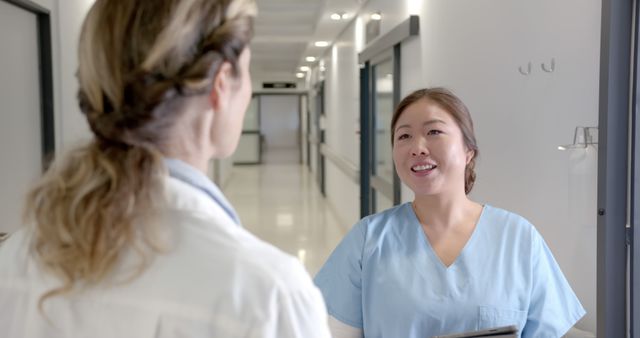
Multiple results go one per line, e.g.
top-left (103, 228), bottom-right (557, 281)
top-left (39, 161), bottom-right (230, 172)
top-left (164, 158), bottom-right (241, 226)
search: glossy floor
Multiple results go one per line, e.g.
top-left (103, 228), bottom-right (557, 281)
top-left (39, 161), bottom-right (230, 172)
top-left (223, 160), bottom-right (348, 276)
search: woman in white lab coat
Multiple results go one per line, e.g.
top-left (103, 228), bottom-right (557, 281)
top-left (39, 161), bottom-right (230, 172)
top-left (0, 0), bottom-right (329, 337)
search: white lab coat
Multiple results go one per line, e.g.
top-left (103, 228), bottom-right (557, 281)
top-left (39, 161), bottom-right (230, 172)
top-left (0, 176), bottom-right (331, 338)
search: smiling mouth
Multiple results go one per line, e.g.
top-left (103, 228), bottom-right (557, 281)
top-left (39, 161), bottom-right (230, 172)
top-left (411, 164), bottom-right (437, 172)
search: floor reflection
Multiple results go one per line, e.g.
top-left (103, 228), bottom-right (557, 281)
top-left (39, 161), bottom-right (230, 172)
top-left (224, 160), bottom-right (346, 276)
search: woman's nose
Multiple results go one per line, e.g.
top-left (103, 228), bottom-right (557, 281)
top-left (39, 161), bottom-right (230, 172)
top-left (410, 138), bottom-right (429, 156)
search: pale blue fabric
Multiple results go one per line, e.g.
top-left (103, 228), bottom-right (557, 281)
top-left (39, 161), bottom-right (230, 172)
top-left (164, 158), bottom-right (241, 225)
top-left (314, 203), bottom-right (585, 338)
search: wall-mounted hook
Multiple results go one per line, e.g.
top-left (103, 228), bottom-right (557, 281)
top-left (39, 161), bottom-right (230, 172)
top-left (557, 126), bottom-right (598, 151)
top-left (518, 62), bottom-right (532, 75)
top-left (541, 58), bottom-right (555, 73)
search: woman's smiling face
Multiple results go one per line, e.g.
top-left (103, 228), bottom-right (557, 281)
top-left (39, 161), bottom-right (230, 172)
top-left (392, 98), bottom-right (474, 197)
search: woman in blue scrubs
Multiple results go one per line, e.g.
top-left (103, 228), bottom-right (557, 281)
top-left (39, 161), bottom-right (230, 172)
top-left (314, 88), bottom-right (585, 338)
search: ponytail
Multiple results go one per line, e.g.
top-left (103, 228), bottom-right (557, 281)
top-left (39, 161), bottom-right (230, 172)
top-left (26, 141), bottom-right (164, 306)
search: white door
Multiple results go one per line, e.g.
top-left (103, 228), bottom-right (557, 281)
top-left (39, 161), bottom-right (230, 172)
top-left (260, 95), bottom-right (300, 163)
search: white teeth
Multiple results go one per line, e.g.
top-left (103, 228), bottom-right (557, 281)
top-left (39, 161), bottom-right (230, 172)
top-left (412, 164), bottom-right (435, 171)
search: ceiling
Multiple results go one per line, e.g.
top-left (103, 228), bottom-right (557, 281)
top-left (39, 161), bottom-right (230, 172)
top-left (250, 0), bottom-right (367, 83)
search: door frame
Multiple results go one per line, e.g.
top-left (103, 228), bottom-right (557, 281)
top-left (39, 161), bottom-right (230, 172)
top-left (598, 0), bottom-right (634, 336)
top-left (2, 0), bottom-right (55, 170)
top-left (358, 16), bottom-right (419, 217)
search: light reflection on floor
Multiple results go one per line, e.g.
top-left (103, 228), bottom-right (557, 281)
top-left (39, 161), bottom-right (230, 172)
top-left (224, 160), bottom-right (347, 276)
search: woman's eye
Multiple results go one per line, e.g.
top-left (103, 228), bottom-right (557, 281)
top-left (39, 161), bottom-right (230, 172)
top-left (427, 130), bottom-right (442, 136)
top-left (397, 134), bottom-right (410, 140)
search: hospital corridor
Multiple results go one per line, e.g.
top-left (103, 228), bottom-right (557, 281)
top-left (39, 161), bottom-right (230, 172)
top-left (0, 0), bottom-right (638, 337)
top-left (225, 159), bottom-right (346, 277)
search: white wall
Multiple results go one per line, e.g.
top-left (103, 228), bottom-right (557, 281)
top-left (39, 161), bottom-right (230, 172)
top-left (311, 23), bottom-right (362, 227)
top-left (0, 1), bottom-right (42, 234)
top-left (311, 0), bottom-right (600, 333)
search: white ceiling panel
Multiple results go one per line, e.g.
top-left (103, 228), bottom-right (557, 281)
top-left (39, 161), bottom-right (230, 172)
top-left (251, 0), bottom-right (367, 82)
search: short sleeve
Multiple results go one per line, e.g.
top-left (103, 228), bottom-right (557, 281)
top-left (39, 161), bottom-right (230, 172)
top-left (522, 228), bottom-right (586, 338)
top-left (313, 219), bottom-right (367, 329)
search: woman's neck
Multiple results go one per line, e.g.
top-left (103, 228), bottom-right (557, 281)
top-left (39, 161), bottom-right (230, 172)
top-left (161, 99), bottom-right (214, 174)
top-left (412, 194), bottom-right (480, 231)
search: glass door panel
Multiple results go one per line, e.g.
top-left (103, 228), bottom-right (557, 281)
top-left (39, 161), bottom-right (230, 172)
top-left (370, 55), bottom-right (396, 213)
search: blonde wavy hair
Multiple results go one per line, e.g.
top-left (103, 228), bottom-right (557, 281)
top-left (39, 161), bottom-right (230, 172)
top-left (25, 0), bottom-right (256, 307)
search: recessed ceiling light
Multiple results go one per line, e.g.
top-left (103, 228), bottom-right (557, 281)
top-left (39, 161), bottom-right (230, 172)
top-left (305, 56), bottom-right (317, 62)
top-left (299, 66), bottom-right (310, 71)
top-left (331, 12), bottom-right (348, 20)
top-left (314, 41), bottom-right (330, 47)
top-left (371, 12), bottom-right (382, 21)
top-left (296, 73), bottom-right (305, 78)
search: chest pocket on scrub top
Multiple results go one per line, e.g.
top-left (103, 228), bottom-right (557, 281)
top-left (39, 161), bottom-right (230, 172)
top-left (477, 306), bottom-right (527, 333)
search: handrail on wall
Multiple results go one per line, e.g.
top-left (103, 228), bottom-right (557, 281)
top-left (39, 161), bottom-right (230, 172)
top-left (319, 144), bottom-right (359, 184)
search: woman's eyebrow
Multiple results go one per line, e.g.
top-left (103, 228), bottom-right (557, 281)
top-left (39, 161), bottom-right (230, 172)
top-left (395, 119), bottom-right (446, 132)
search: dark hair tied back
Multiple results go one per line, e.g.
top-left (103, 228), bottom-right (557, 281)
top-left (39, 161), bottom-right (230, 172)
top-left (391, 87), bottom-right (479, 195)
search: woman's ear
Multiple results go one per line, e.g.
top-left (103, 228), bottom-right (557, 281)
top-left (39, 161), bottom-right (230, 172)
top-left (209, 61), bottom-right (234, 112)
top-left (466, 149), bottom-right (475, 164)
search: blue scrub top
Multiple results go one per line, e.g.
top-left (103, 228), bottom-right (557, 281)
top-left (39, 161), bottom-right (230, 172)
top-left (314, 203), bottom-right (585, 338)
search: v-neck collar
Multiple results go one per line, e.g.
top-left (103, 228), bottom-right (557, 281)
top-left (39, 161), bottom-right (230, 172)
top-left (406, 202), bottom-right (487, 270)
